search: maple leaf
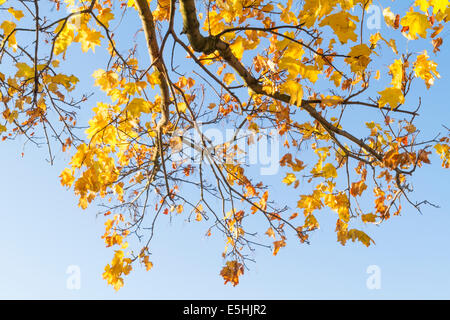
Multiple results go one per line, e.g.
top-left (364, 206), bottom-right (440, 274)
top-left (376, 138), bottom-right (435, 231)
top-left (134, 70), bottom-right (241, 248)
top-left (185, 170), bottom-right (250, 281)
top-left (142, 255), bottom-right (153, 271)
top-left (229, 36), bottom-right (245, 60)
top-left (378, 87), bottom-right (405, 108)
top-left (401, 12), bottom-right (430, 39)
top-left (273, 239), bottom-right (286, 256)
top-left (361, 213), bottom-right (377, 223)
top-left (126, 98), bottom-right (152, 117)
top-left (220, 261), bottom-right (244, 286)
top-left (345, 44), bottom-right (372, 73)
top-left (265, 227), bottom-right (275, 239)
top-left (195, 204), bottom-right (204, 221)
top-left (223, 73), bottom-right (236, 86)
top-left (8, 8), bottom-right (24, 20)
top-left (97, 8), bottom-right (115, 28)
top-left (304, 214), bottom-right (319, 231)
top-left (350, 180), bottom-right (367, 197)
top-left (415, 0), bottom-right (430, 12)
top-left (1, 20), bottom-right (17, 49)
top-left (321, 163), bottom-right (337, 179)
top-left (93, 69), bottom-right (119, 91)
top-left (146, 70), bottom-right (161, 88)
top-left (319, 11), bottom-right (359, 44)
top-left (15, 63), bottom-right (34, 79)
top-left (389, 59), bottom-right (404, 89)
top-left (177, 102), bottom-right (187, 113)
top-left (282, 173), bottom-right (296, 185)
top-left (76, 28), bottom-right (103, 53)
top-left (430, 0), bottom-right (449, 14)
top-left (60, 168), bottom-right (75, 187)
top-left (280, 80), bottom-right (303, 107)
top-left (347, 229), bottom-right (375, 247)
top-left (414, 51), bottom-right (440, 89)
top-left (102, 249), bottom-right (133, 291)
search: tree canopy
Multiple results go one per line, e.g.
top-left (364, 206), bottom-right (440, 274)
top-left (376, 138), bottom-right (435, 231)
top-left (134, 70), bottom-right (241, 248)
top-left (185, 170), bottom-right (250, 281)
top-left (1, 0), bottom-right (449, 290)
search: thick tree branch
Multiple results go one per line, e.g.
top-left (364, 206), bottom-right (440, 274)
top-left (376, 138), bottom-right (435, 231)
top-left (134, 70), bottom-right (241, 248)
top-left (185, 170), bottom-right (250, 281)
top-left (135, 0), bottom-right (172, 195)
top-left (178, 0), bottom-right (384, 163)
top-left (135, 0), bottom-right (170, 133)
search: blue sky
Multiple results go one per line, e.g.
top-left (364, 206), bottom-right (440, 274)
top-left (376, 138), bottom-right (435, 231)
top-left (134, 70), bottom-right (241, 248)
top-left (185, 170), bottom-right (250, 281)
top-left (1, 139), bottom-right (450, 299)
top-left (1, 1), bottom-right (450, 299)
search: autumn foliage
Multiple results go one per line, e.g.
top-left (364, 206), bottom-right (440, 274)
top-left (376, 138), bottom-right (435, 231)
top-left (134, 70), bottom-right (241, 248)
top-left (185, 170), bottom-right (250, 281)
top-left (1, 0), bottom-right (450, 289)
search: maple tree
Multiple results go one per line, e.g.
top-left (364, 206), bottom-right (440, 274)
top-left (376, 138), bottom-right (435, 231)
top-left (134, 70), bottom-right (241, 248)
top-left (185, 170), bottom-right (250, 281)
top-left (1, 0), bottom-right (450, 290)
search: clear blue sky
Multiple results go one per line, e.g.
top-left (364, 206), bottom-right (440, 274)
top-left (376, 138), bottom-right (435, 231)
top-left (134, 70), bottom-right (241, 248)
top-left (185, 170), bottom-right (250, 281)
top-left (1, 1), bottom-right (450, 299)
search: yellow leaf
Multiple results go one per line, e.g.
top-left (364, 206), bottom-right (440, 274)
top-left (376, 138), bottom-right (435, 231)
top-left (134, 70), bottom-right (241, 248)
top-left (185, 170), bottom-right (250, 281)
top-left (177, 102), bottom-right (187, 113)
top-left (347, 229), bottom-right (375, 247)
top-left (280, 80), bottom-right (303, 107)
top-left (350, 180), bottom-right (367, 197)
top-left (15, 62), bottom-right (34, 79)
top-left (282, 173), bottom-right (296, 185)
top-left (362, 213), bottom-right (377, 223)
top-left (76, 28), bottom-right (103, 53)
top-left (92, 69), bottom-right (119, 91)
top-left (273, 239), bottom-right (286, 256)
top-left (8, 8), bottom-right (24, 21)
top-left (430, 0), bottom-right (448, 14)
top-left (322, 163), bottom-right (337, 179)
top-left (345, 44), bottom-right (372, 73)
top-left (297, 191), bottom-right (323, 215)
top-left (279, 56), bottom-right (320, 82)
top-left (102, 249), bottom-right (133, 291)
top-left (60, 168), bottom-right (75, 187)
top-left (378, 87), bottom-right (405, 108)
top-left (98, 8), bottom-right (114, 28)
top-left (127, 98), bottom-right (152, 117)
top-left (146, 70), bottom-right (161, 89)
top-left (415, 0), bottom-right (430, 12)
top-left (319, 11), bottom-right (359, 44)
top-left (195, 204), bottom-right (203, 221)
top-left (1, 20), bottom-right (17, 49)
top-left (401, 11), bottom-right (429, 39)
top-left (389, 59), bottom-right (404, 89)
top-left (122, 81), bottom-right (147, 95)
top-left (413, 51), bottom-right (440, 88)
top-left (223, 73), bottom-right (236, 86)
top-left (143, 256), bottom-right (153, 271)
top-left (230, 36), bottom-right (245, 60)
top-left (265, 227), bottom-right (276, 239)
top-left (330, 72), bottom-right (342, 87)
top-left (53, 21), bottom-right (75, 56)
top-left (0, 20), bottom-right (14, 34)
top-left (304, 214), bottom-right (319, 230)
